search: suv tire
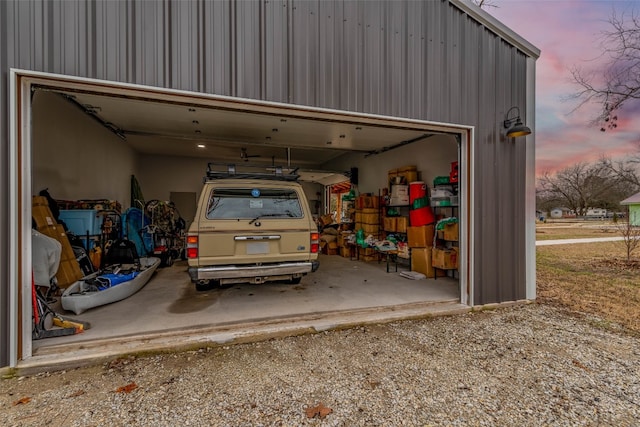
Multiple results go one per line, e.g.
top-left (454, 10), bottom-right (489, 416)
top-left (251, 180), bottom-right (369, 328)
top-left (195, 281), bottom-right (212, 292)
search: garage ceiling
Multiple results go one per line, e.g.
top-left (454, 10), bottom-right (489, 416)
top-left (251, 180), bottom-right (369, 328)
top-left (35, 87), bottom-right (437, 174)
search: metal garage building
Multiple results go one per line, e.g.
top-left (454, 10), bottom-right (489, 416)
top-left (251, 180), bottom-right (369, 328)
top-left (0, 0), bottom-right (539, 369)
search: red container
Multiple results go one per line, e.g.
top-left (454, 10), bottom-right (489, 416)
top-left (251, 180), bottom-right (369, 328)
top-left (409, 181), bottom-right (427, 205)
top-left (449, 161), bottom-right (459, 183)
top-left (410, 206), bottom-right (435, 227)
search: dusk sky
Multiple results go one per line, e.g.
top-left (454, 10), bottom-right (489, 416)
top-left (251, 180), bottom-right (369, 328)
top-left (490, 0), bottom-right (640, 176)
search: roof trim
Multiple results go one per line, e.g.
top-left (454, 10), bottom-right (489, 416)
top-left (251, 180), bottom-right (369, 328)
top-left (449, 0), bottom-right (541, 59)
top-left (620, 192), bottom-right (640, 205)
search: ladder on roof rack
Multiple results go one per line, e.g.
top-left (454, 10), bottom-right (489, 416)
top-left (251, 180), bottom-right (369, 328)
top-left (205, 162), bottom-right (300, 182)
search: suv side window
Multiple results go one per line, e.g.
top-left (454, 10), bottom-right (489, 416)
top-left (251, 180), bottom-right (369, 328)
top-left (206, 188), bottom-right (304, 220)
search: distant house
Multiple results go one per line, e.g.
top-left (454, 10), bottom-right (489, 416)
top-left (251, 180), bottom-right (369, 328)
top-left (620, 192), bottom-right (640, 226)
top-left (549, 207), bottom-right (581, 219)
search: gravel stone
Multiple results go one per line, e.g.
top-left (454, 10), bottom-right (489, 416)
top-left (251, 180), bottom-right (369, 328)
top-left (1, 304), bottom-right (639, 426)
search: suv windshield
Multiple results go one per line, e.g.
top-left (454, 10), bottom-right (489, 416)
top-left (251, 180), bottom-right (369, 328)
top-left (206, 188), bottom-right (304, 220)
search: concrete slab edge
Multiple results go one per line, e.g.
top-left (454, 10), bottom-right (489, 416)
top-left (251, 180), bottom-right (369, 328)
top-left (8, 299), bottom-right (534, 376)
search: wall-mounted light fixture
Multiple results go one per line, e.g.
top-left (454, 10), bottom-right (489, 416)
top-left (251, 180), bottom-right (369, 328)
top-left (503, 106), bottom-right (531, 138)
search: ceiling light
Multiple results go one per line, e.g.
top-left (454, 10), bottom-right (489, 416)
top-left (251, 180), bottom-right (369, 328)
top-left (188, 108), bottom-right (196, 112)
top-left (197, 144), bottom-right (205, 148)
top-left (195, 130), bottom-right (201, 134)
top-left (192, 120), bottom-right (199, 124)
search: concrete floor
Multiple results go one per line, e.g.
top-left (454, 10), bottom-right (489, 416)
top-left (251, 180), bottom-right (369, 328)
top-left (29, 254), bottom-right (461, 367)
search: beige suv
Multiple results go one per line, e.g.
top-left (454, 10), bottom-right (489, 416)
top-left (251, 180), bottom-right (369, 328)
top-left (187, 164), bottom-right (320, 291)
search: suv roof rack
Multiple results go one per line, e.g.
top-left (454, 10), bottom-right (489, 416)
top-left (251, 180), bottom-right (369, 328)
top-left (205, 162), bottom-right (300, 182)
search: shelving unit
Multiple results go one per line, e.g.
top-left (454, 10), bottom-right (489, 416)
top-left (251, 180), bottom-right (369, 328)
top-left (431, 179), bottom-right (459, 279)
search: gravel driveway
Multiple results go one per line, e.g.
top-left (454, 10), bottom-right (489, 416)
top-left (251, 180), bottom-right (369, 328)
top-left (2, 304), bottom-right (639, 426)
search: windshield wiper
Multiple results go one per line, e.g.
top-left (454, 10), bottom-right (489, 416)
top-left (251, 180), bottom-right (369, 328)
top-left (249, 211), bottom-right (294, 224)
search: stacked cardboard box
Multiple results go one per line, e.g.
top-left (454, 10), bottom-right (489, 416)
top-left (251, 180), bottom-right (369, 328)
top-left (355, 207), bottom-right (379, 241)
top-left (383, 216), bottom-right (408, 233)
top-left (32, 196), bottom-right (84, 288)
top-left (355, 194), bottom-right (379, 209)
top-left (407, 224), bottom-right (444, 278)
top-left (388, 165), bottom-right (418, 186)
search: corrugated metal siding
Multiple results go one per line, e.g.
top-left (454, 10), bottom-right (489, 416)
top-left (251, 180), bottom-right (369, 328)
top-left (0, 2), bottom-right (535, 356)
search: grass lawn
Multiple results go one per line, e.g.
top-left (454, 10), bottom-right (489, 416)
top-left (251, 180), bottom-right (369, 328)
top-left (536, 222), bottom-right (623, 240)
top-left (536, 240), bottom-right (640, 335)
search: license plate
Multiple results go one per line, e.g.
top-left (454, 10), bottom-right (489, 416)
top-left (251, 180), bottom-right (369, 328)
top-left (246, 242), bottom-right (269, 255)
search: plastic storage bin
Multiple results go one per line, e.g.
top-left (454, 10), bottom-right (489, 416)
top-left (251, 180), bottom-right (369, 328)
top-left (58, 209), bottom-right (102, 236)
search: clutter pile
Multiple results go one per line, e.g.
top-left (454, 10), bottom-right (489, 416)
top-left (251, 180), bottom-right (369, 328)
top-left (318, 164), bottom-right (459, 279)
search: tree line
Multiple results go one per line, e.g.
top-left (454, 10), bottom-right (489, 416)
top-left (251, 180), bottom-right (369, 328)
top-left (537, 155), bottom-right (640, 216)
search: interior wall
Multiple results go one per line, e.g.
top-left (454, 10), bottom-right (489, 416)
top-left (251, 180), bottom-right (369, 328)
top-left (135, 154), bottom-right (208, 204)
top-left (326, 135), bottom-right (458, 194)
top-left (32, 91), bottom-right (136, 208)
top-left (136, 154), bottom-right (325, 216)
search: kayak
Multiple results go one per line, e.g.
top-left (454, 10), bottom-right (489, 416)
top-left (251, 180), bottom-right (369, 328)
top-left (61, 257), bottom-right (161, 315)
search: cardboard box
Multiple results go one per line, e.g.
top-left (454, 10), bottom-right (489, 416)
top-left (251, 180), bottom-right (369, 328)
top-left (356, 195), bottom-right (379, 209)
top-left (443, 221), bottom-right (459, 241)
top-left (356, 208), bottom-right (379, 224)
top-left (391, 185), bottom-right (408, 197)
top-left (389, 195), bottom-right (409, 206)
top-left (37, 223), bottom-right (77, 262)
top-left (328, 240), bottom-right (338, 250)
top-left (357, 223), bottom-right (379, 234)
top-left (411, 247), bottom-right (445, 277)
top-left (32, 196), bottom-right (57, 229)
top-left (383, 217), bottom-right (397, 232)
top-left (340, 246), bottom-right (352, 258)
top-left (396, 216), bottom-right (408, 233)
top-left (407, 225), bottom-right (435, 248)
top-left (432, 247), bottom-right (458, 270)
top-left (389, 166), bottom-right (418, 185)
top-left (320, 214), bottom-right (334, 226)
top-left (55, 258), bottom-right (84, 288)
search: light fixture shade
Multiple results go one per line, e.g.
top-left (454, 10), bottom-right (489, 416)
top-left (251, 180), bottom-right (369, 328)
top-left (506, 118), bottom-right (532, 138)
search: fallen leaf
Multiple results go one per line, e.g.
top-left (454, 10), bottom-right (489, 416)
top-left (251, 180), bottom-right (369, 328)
top-left (572, 360), bottom-right (590, 371)
top-left (305, 402), bottom-right (332, 419)
top-left (13, 397), bottom-right (31, 406)
top-left (115, 382), bottom-right (138, 394)
top-left (67, 390), bottom-right (85, 398)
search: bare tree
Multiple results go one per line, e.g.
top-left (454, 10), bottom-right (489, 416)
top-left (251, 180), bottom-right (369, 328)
top-left (538, 162), bottom-right (618, 216)
top-left (471, 0), bottom-right (498, 10)
top-left (616, 208), bottom-right (640, 262)
top-left (599, 152), bottom-right (640, 190)
top-left (570, 8), bottom-right (640, 130)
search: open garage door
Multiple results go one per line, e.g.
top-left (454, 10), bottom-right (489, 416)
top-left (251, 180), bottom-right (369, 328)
top-left (9, 70), bottom-right (474, 369)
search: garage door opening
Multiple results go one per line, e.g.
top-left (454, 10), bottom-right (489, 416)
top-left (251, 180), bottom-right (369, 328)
top-left (10, 70), bottom-right (473, 368)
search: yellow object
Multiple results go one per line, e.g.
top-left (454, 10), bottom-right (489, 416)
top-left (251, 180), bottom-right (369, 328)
top-left (53, 317), bottom-right (84, 333)
top-left (89, 246), bottom-right (102, 270)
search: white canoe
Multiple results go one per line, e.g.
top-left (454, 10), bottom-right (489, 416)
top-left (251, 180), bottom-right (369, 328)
top-left (61, 257), bottom-right (161, 315)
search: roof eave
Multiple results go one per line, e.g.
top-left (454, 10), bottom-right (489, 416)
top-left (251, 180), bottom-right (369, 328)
top-left (449, 0), bottom-right (541, 59)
